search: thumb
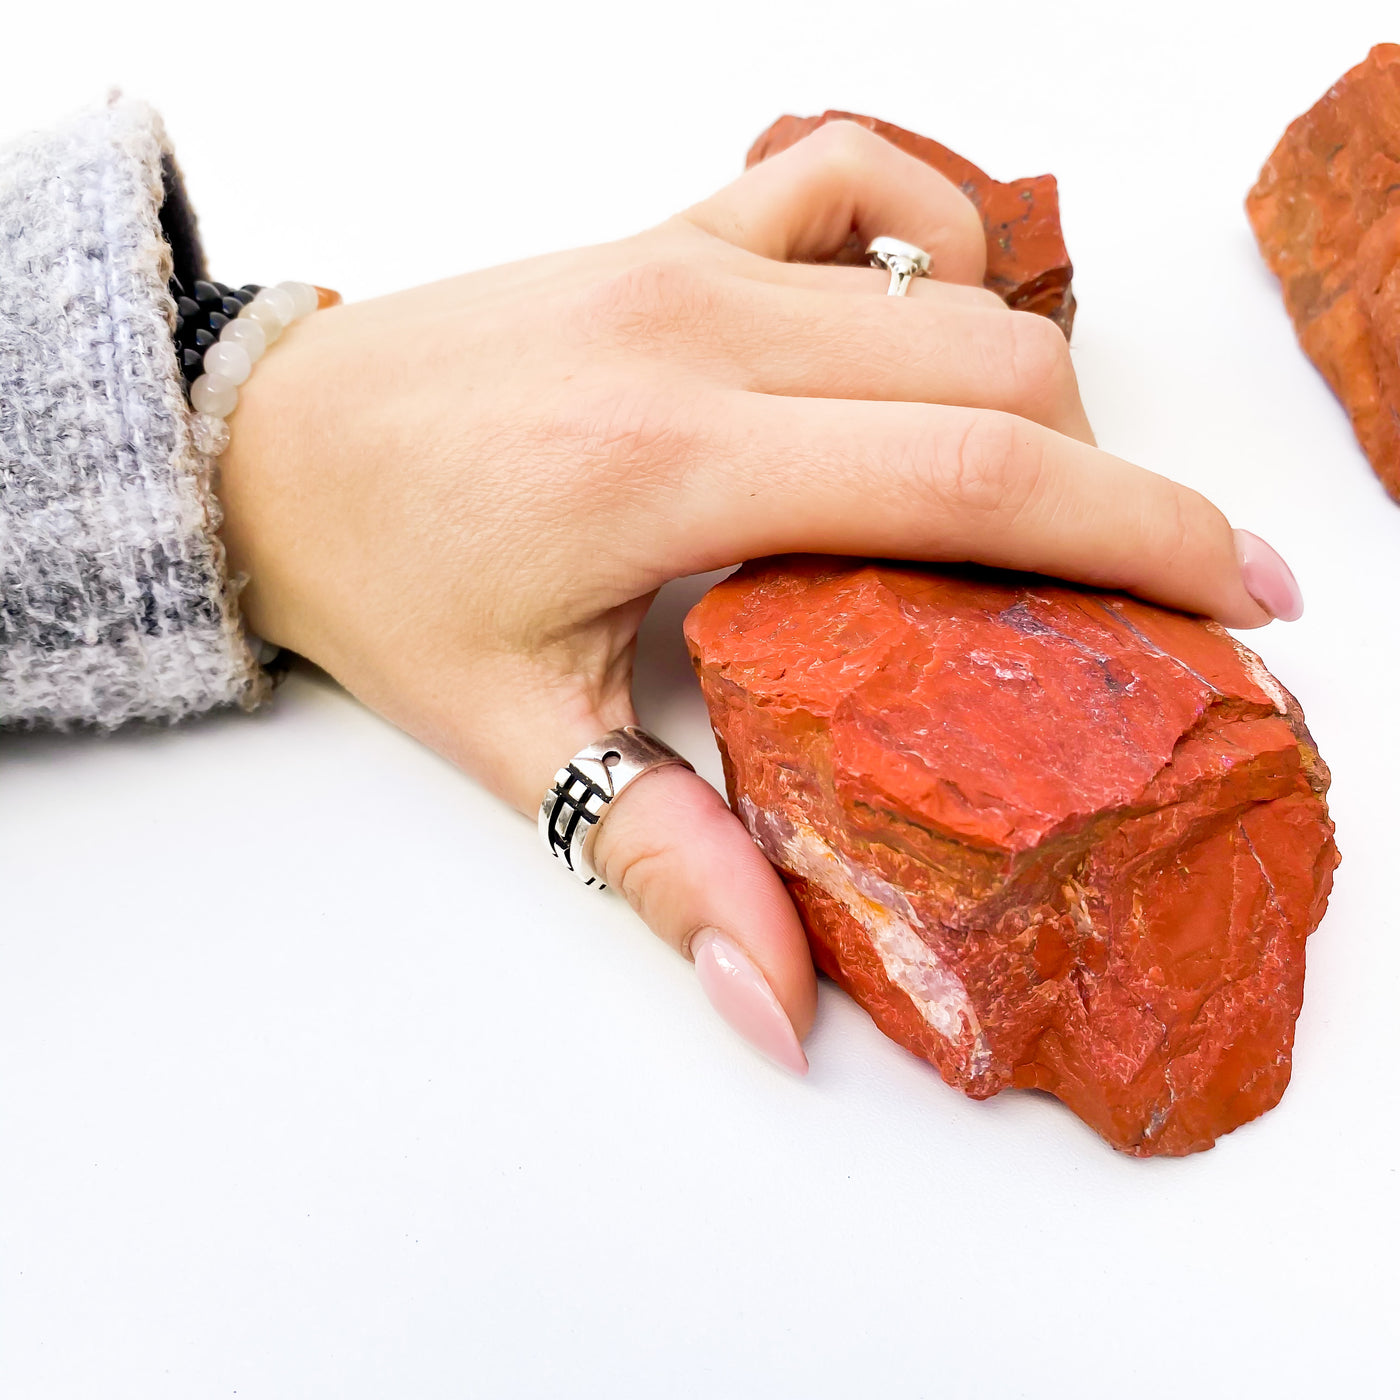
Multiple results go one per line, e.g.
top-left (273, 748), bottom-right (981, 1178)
top-left (589, 762), bottom-right (816, 1074)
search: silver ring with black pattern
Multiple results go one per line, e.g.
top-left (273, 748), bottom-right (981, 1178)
top-left (538, 725), bottom-right (694, 888)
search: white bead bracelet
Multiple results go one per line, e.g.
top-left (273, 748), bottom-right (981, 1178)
top-left (188, 280), bottom-right (325, 458)
top-left (180, 278), bottom-right (336, 665)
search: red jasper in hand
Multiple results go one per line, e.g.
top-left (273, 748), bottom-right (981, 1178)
top-left (685, 559), bottom-right (1338, 1156)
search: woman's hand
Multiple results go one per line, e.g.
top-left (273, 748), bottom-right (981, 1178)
top-left (216, 121), bottom-right (1301, 1072)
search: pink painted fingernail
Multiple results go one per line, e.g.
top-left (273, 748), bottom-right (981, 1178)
top-left (691, 929), bottom-right (808, 1075)
top-left (1235, 529), bottom-right (1304, 622)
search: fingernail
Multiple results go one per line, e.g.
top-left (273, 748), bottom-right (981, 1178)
top-left (691, 930), bottom-right (808, 1075)
top-left (1235, 529), bottom-right (1304, 622)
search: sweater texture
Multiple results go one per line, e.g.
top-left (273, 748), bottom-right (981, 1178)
top-left (0, 97), bottom-right (264, 728)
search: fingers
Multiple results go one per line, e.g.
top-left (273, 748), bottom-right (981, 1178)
top-left (720, 250), bottom-right (1007, 310)
top-left (675, 395), bottom-right (1277, 630)
top-left (587, 763), bottom-right (817, 1071)
top-left (575, 258), bottom-right (1092, 441)
top-left (706, 280), bottom-right (1094, 442)
top-left (683, 119), bottom-right (987, 285)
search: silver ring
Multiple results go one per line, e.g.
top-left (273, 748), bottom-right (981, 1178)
top-left (867, 236), bottom-right (932, 296)
top-left (538, 725), bottom-right (694, 888)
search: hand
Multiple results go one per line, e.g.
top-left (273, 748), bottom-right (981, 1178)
top-left (216, 121), bottom-right (1300, 1072)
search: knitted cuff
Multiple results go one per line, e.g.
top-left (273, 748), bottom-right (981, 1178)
top-left (0, 96), bottom-right (267, 729)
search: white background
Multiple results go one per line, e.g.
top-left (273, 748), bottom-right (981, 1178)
top-left (2, 2), bottom-right (1397, 1396)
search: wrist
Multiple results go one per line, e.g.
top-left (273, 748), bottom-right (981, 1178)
top-left (173, 278), bottom-right (342, 656)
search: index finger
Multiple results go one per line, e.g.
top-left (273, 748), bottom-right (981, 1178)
top-left (673, 395), bottom-right (1300, 630)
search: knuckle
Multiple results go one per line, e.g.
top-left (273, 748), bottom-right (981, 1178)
top-left (967, 286), bottom-right (1009, 312)
top-left (1153, 486), bottom-right (1197, 576)
top-left (1003, 310), bottom-right (1076, 409)
top-left (599, 831), bottom-right (668, 921)
top-left (792, 119), bottom-right (892, 196)
top-left (806, 118), bottom-right (879, 174)
top-left (575, 259), bottom-right (721, 344)
top-left (935, 410), bottom-right (1044, 524)
top-left (543, 378), bottom-right (705, 492)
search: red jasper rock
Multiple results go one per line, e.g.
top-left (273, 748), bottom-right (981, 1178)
top-left (747, 111), bottom-right (1076, 335)
top-left (1248, 44), bottom-right (1400, 501)
top-left (685, 558), bottom-right (1338, 1156)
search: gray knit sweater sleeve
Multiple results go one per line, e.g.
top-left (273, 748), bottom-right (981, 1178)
top-left (0, 98), bottom-right (265, 728)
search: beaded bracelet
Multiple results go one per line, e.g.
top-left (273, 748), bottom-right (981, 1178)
top-left (170, 274), bottom-right (339, 665)
top-left (170, 276), bottom-right (337, 457)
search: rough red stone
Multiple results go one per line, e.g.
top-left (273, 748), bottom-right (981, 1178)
top-left (686, 558), bottom-right (1338, 1156)
top-left (747, 111), bottom-right (1076, 336)
top-left (1248, 44), bottom-right (1400, 502)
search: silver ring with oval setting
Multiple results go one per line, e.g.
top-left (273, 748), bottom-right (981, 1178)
top-left (867, 236), bottom-right (933, 296)
top-left (538, 725), bottom-right (694, 888)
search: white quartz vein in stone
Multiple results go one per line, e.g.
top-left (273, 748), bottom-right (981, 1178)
top-left (740, 797), bottom-right (991, 1076)
top-left (1233, 645), bottom-right (1289, 715)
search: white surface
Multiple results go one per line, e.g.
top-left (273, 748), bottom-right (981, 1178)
top-left (3, 3), bottom-right (1398, 1396)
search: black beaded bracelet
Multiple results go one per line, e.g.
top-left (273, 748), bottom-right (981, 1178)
top-left (170, 276), bottom-right (262, 388)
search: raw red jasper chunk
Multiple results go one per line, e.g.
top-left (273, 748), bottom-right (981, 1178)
top-left (686, 559), bottom-right (1338, 1156)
